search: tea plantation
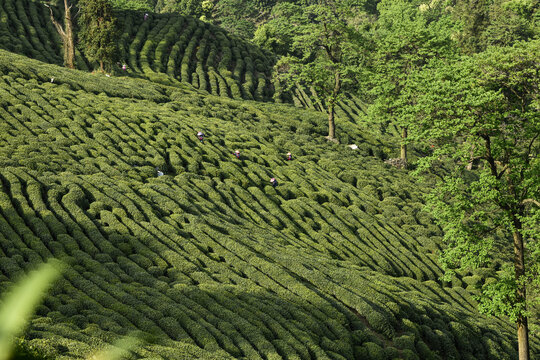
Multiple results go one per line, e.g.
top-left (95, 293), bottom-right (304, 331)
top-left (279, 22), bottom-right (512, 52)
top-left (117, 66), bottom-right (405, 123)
top-left (0, 0), bottom-right (370, 131)
top-left (1, 47), bottom-right (539, 359)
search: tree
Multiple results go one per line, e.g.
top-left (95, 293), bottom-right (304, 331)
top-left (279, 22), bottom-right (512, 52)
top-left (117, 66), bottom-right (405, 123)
top-left (450, 0), bottom-right (539, 54)
top-left (110, 0), bottom-right (153, 11)
top-left (79, 0), bottom-right (119, 72)
top-left (274, 0), bottom-right (367, 142)
top-left (212, 0), bottom-right (258, 39)
top-left (368, 0), bottom-right (455, 165)
top-left (410, 40), bottom-right (540, 360)
top-left (253, 3), bottom-right (304, 56)
top-left (156, 0), bottom-right (204, 17)
top-left (45, 0), bottom-right (76, 69)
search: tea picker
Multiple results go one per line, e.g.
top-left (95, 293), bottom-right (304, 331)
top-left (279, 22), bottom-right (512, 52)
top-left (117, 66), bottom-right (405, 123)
top-left (197, 131), bottom-right (205, 143)
top-left (270, 178), bottom-right (278, 188)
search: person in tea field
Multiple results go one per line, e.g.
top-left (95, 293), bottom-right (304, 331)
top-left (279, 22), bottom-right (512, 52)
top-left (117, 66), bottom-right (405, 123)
top-left (144, 13), bottom-right (149, 21)
top-left (122, 64), bottom-right (127, 71)
top-left (234, 150), bottom-right (241, 159)
top-left (287, 152), bottom-right (292, 161)
top-left (197, 131), bottom-right (205, 143)
top-left (270, 177), bottom-right (278, 188)
top-left (156, 168), bottom-right (164, 177)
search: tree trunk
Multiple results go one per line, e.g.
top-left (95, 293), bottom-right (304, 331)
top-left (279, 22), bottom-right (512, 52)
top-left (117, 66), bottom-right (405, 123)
top-left (100, 60), bottom-right (104, 72)
top-left (517, 317), bottom-right (529, 360)
top-left (512, 218), bottom-right (529, 360)
top-left (48, 0), bottom-right (75, 69)
top-left (466, 143), bottom-right (475, 170)
top-left (326, 71), bottom-right (341, 142)
top-left (327, 103), bottom-right (336, 140)
top-left (400, 127), bottom-right (408, 165)
top-left (64, 0), bottom-right (75, 69)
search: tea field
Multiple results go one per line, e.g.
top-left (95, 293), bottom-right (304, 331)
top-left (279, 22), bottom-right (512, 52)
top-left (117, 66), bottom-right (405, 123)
top-left (0, 0), bottom-right (372, 133)
top-left (0, 0), bottom-right (275, 100)
top-left (1, 48), bottom-right (538, 359)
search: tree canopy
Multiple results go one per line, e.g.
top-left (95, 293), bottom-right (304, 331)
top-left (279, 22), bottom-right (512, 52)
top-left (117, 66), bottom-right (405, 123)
top-left (366, 0), bottom-right (456, 165)
top-left (409, 39), bottom-right (540, 359)
top-left (79, 0), bottom-right (119, 72)
top-left (272, 0), bottom-right (368, 141)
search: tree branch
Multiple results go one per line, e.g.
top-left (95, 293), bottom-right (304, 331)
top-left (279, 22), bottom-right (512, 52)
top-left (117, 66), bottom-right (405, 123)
top-left (321, 43), bottom-right (338, 63)
top-left (72, 7), bottom-right (81, 20)
top-left (522, 199), bottom-right (540, 207)
top-left (493, 160), bottom-right (509, 179)
top-left (483, 135), bottom-right (499, 178)
top-left (45, 4), bottom-right (66, 39)
top-left (526, 132), bottom-right (539, 164)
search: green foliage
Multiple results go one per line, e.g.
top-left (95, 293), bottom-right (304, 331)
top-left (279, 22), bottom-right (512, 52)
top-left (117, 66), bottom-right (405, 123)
top-left (410, 40), bottom-right (540, 330)
top-left (367, 0), bottom-right (456, 160)
top-left (0, 261), bottom-right (63, 360)
top-left (274, 0), bottom-right (368, 139)
top-left (253, 3), bottom-right (302, 56)
top-left (451, 0), bottom-right (539, 54)
top-left (0, 0), bottom-right (369, 128)
top-left (79, 0), bottom-right (120, 71)
top-left (156, 0), bottom-right (204, 17)
top-left (111, 0), bottom-right (153, 11)
top-left (87, 332), bottom-right (144, 360)
top-left (0, 1), bottom-right (538, 355)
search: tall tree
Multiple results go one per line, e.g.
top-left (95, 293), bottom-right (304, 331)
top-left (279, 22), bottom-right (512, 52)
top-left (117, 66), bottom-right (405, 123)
top-left (45, 0), bottom-right (76, 69)
top-left (274, 0), bottom-right (367, 142)
top-left (410, 40), bottom-right (540, 360)
top-left (368, 0), bottom-right (455, 165)
top-left (79, 0), bottom-right (119, 72)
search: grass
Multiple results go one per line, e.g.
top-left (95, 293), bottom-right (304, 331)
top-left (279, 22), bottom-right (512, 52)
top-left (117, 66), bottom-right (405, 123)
top-left (0, 47), bottom-right (538, 359)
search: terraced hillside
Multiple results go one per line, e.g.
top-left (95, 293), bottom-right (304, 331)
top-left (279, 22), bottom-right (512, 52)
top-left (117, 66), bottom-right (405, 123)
top-left (291, 87), bottom-right (369, 133)
top-left (1, 49), bottom-right (538, 359)
top-left (0, 0), bottom-right (276, 101)
top-left (0, 0), bottom-right (375, 138)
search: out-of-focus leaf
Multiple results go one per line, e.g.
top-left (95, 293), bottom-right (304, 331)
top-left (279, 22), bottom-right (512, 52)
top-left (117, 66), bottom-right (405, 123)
top-left (0, 260), bottom-right (64, 360)
top-left (87, 333), bottom-right (143, 360)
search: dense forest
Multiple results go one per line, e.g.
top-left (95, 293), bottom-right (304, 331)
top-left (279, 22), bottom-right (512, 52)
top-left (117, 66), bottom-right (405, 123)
top-left (0, 0), bottom-right (538, 359)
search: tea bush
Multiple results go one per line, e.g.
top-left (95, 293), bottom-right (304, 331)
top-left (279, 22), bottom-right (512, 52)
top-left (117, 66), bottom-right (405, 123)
top-left (0, 0), bottom-right (383, 134)
top-left (0, 47), bottom-right (533, 359)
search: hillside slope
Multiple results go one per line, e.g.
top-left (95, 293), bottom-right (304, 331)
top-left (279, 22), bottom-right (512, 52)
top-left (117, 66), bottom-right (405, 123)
top-left (1, 49), bottom-right (537, 359)
top-left (0, 0), bottom-right (372, 140)
top-left (0, 0), bottom-right (275, 100)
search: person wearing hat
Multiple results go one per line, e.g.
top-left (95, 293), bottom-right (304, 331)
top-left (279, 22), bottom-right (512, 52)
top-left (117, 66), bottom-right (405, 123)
top-left (197, 131), bottom-right (205, 143)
